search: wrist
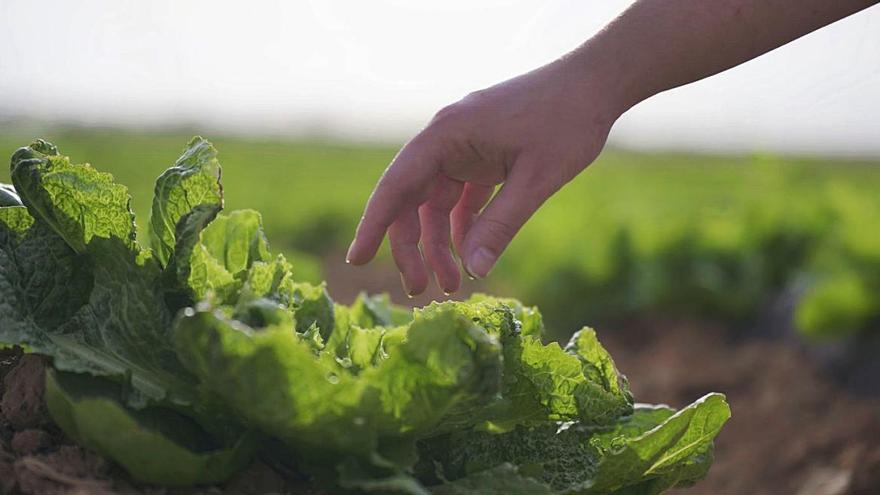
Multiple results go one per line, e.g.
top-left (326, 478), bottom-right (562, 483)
top-left (556, 40), bottom-right (649, 123)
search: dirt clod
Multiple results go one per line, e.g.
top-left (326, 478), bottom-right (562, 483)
top-left (11, 428), bottom-right (52, 454)
top-left (14, 445), bottom-right (112, 495)
top-left (1, 354), bottom-right (49, 430)
top-left (1, 440), bottom-right (16, 493)
top-left (0, 346), bottom-right (24, 396)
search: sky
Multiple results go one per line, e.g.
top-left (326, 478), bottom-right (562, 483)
top-left (1, 0), bottom-right (879, 156)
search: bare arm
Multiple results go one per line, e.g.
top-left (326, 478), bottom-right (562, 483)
top-left (347, 0), bottom-right (878, 296)
top-left (578, 0), bottom-right (879, 111)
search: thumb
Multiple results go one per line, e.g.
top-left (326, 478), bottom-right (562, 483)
top-left (461, 160), bottom-right (554, 278)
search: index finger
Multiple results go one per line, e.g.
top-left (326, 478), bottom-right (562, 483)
top-left (346, 135), bottom-right (440, 265)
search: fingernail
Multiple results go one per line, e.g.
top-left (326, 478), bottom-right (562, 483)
top-left (466, 247), bottom-right (496, 279)
top-left (345, 241), bottom-right (356, 264)
top-left (433, 274), bottom-right (454, 297)
top-left (400, 273), bottom-right (415, 298)
top-left (461, 261), bottom-right (476, 280)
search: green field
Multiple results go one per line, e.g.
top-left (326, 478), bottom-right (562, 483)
top-left (2, 128), bottom-right (878, 339)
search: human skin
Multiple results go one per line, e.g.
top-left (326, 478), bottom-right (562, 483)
top-left (346, 0), bottom-right (880, 296)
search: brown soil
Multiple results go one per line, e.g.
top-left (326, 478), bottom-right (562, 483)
top-left (2, 354), bottom-right (48, 431)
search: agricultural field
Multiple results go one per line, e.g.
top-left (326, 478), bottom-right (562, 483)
top-left (0, 129), bottom-right (878, 494)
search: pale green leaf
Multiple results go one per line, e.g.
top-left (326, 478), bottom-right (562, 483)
top-left (46, 370), bottom-right (255, 486)
top-left (149, 136), bottom-right (222, 267)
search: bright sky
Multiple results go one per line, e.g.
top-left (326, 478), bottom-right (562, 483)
top-left (1, 0), bottom-right (879, 155)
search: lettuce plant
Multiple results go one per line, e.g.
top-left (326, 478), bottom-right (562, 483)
top-left (0, 138), bottom-right (729, 493)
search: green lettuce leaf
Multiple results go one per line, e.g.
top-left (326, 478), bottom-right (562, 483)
top-left (11, 139), bottom-right (137, 253)
top-left (173, 302), bottom-right (504, 463)
top-left (239, 253), bottom-right (334, 336)
top-left (45, 370), bottom-right (255, 486)
top-left (166, 209), bottom-right (271, 305)
top-left (421, 393), bottom-right (730, 494)
top-left (173, 296), bottom-right (636, 472)
top-left (350, 292), bottom-right (415, 328)
top-left (464, 293), bottom-right (545, 339)
top-left (149, 136), bottom-right (223, 268)
top-left (416, 297), bottom-right (633, 433)
top-left (173, 304), bottom-right (375, 458)
top-left (58, 236), bottom-right (193, 406)
top-left (4, 140), bottom-right (194, 407)
top-left (0, 205), bottom-right (119, 379)
top-left (325, 293), bottom-right (412, 368)
top-left (0, 204), bottom-right (32, 233)
top-left (586, 393), bottom-right (729, 494)
top-left (430, 464), bottom-right (555, 495)
top-left (199, 210), bottom-right (271, 275)
top-left (0, 207), bottom-right (52, 347)
top-left (0, 206), bottom-right (92, 343)
top-left (0, 183), bottom-right (21, 206)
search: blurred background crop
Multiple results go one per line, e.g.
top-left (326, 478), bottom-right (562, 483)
top-left (2, 2), bottom-right (879, 493)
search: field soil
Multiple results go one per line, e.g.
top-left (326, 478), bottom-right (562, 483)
top-left (0, 260), bottom-right (877, 494)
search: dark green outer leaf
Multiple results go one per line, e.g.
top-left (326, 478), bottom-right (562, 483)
top-left (0, 183), bottom-right (21, 206)
top-left (4, 215), bottom-right (93, 329)
top-left (0, 207), bottom-right (44, 348)
top-left (430, 464), bottom-right (555, 495)
top-left (45, 370), bottom-right (255, 486)
top-left (585, 393), bottom-right (730, 494)
top-left (59, 236), bottom-right (194, 406)
top-left (419, 394), bottom-right (729, 495)
top-left (0, 206), bottom-right (91, 350)
top-left (4, 141), bottom-right (196, 408)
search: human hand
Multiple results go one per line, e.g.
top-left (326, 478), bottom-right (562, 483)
top-left (346, 57), bottom-right (625, 296)
top-left (348, 0), bottom-right (876, 297)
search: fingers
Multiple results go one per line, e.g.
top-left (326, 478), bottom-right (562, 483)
top-left (419, 176), bottom-right (464, 294)
top-left (450, 183), bottom-right (495, 258)
top-left (460, 159), bottom-right (552, 279)
top-left (347, 136), bottom-right (439, 265)
top-left (388, 208), bottom-right (429, 297)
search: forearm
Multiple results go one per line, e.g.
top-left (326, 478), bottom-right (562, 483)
top-left (571, 0), bottom-right (879, 114)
